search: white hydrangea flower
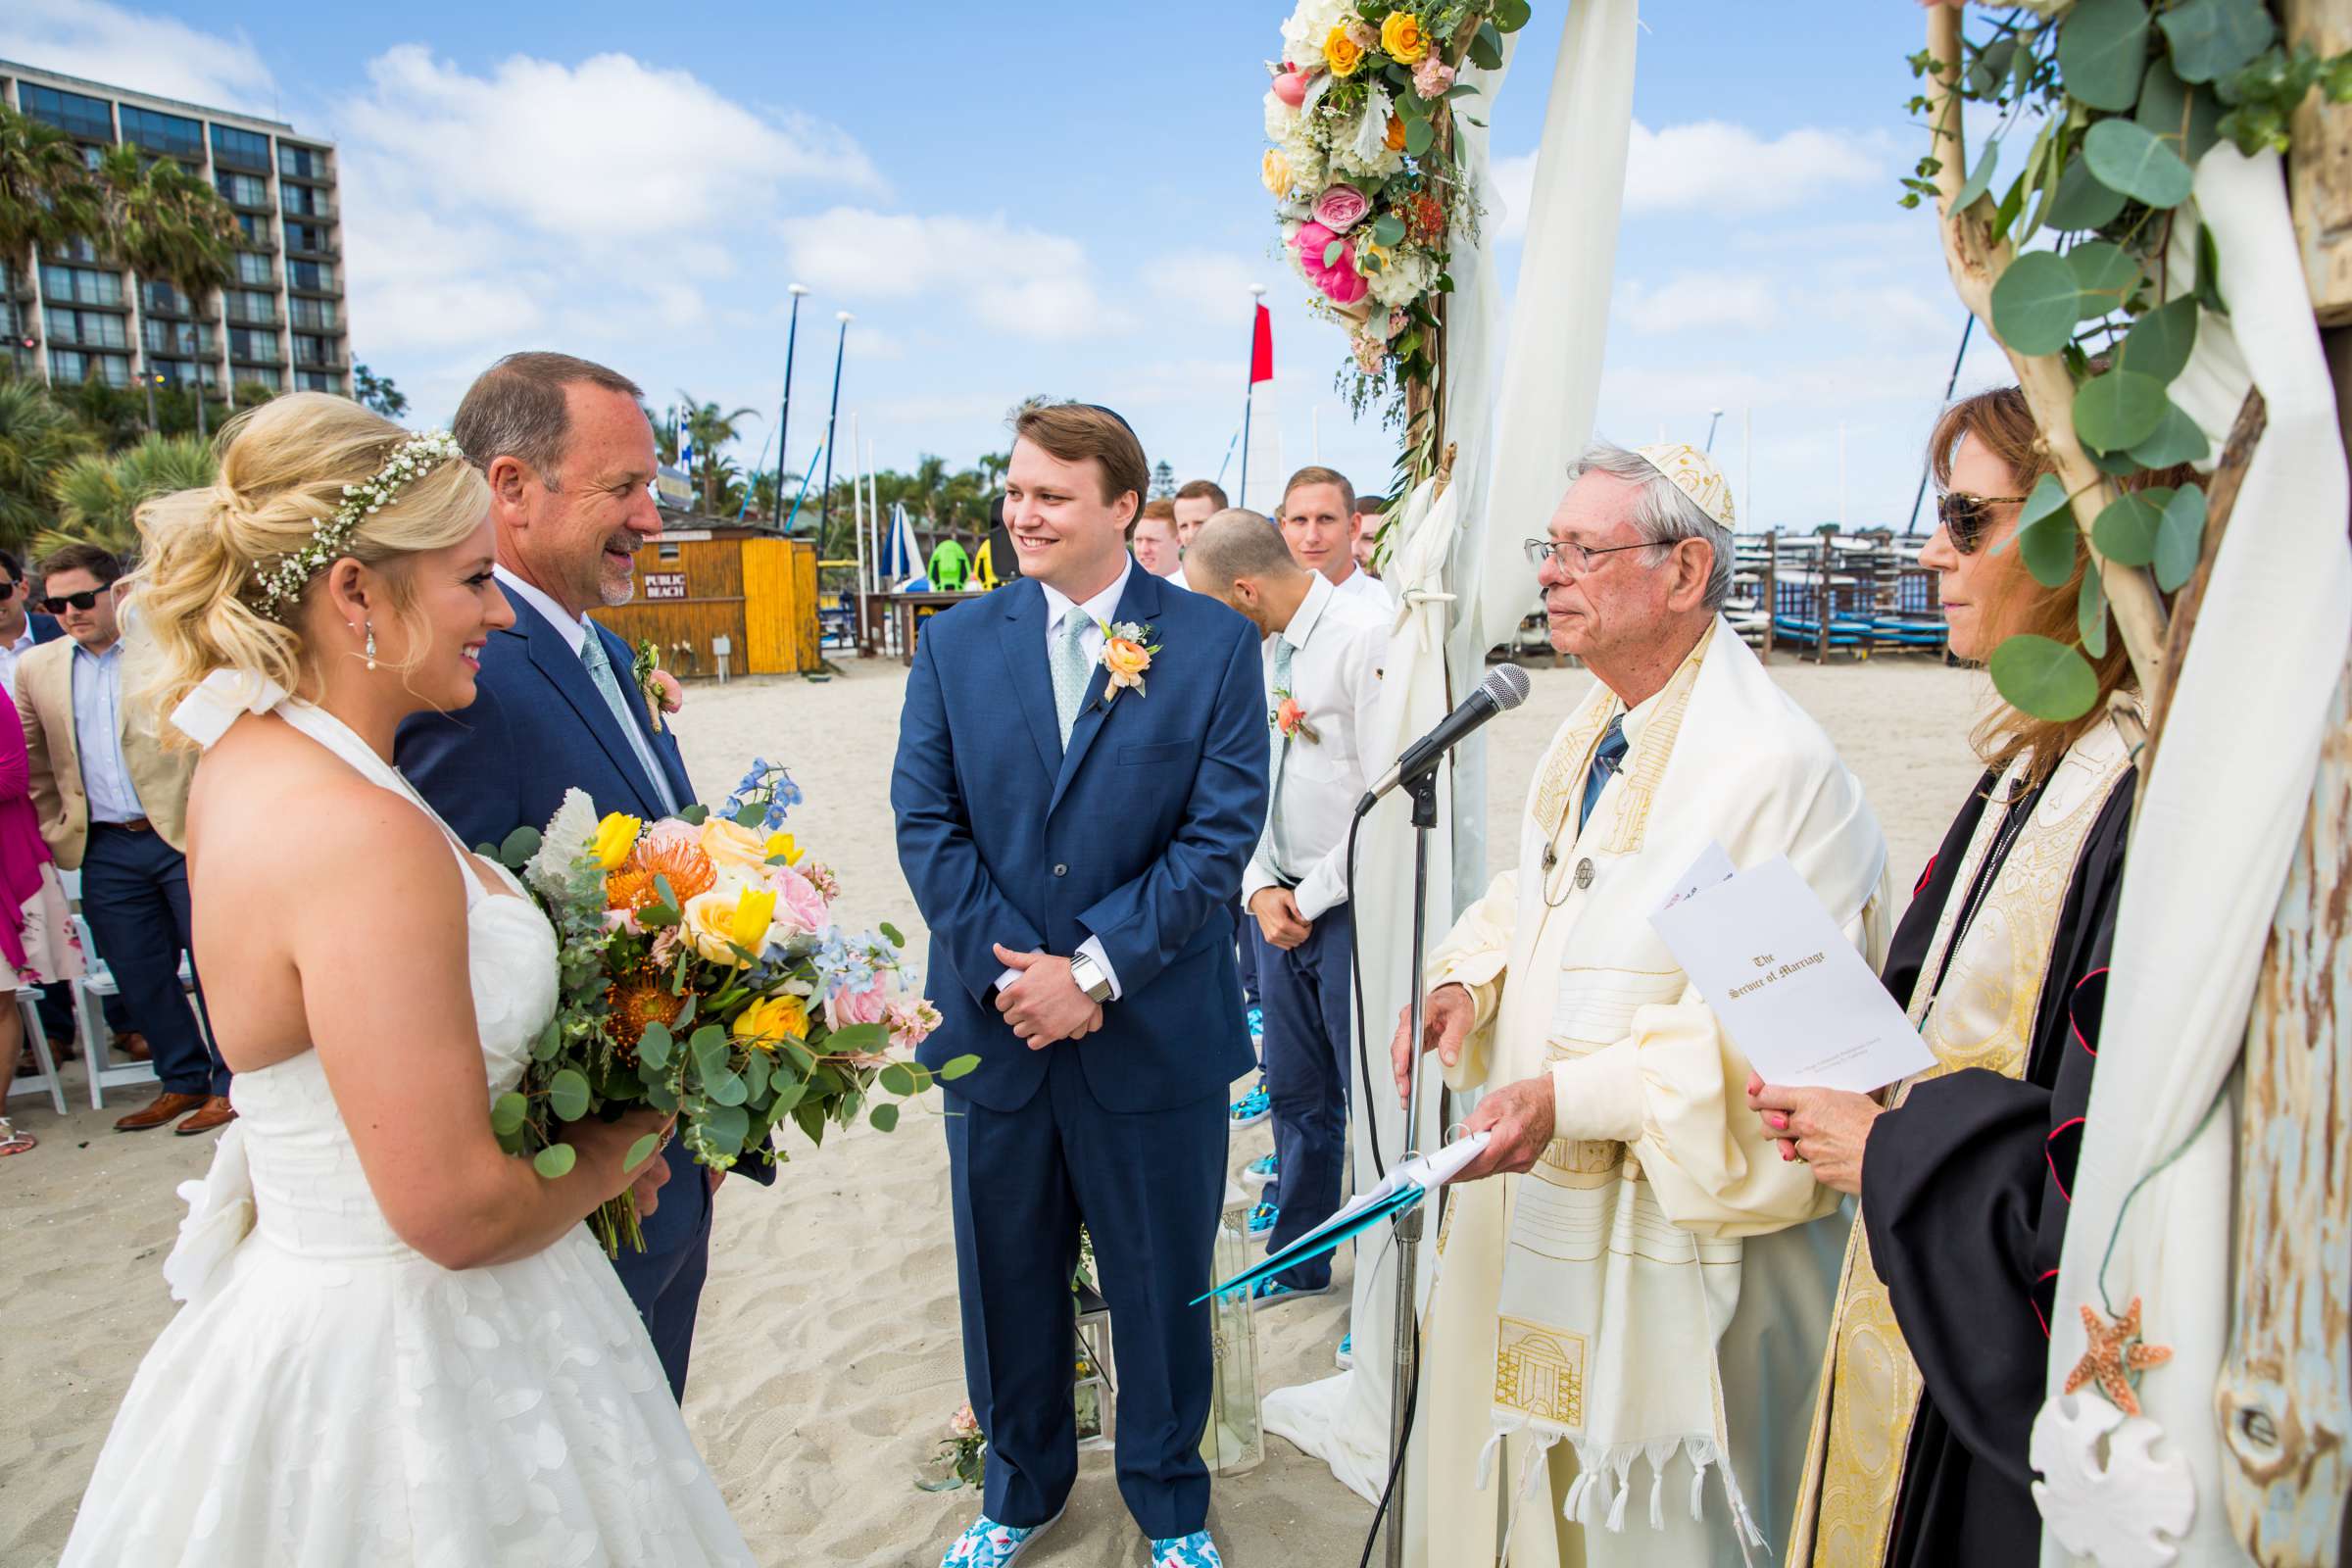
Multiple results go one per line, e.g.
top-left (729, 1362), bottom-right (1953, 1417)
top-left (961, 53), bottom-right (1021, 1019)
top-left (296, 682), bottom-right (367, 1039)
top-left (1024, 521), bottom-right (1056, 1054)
top-left (1280, 0), bottom-right (1353, 67)
top-left (1367, 248), bottom-right (1436, 309)
top-left (1264, 90), bottom-right (1299, 142)
top-left (527, 788), bottom-right (600, 899)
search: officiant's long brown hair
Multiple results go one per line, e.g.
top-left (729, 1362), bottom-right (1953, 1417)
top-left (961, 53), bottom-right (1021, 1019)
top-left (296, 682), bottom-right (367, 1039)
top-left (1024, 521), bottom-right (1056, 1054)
top-left (1929, 386), bottom-right (2184, 791)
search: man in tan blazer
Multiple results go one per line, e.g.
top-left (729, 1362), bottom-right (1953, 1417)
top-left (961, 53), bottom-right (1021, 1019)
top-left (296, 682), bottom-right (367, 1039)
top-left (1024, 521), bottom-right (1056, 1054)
top-left (17, 544), bottom-right (223, 1134)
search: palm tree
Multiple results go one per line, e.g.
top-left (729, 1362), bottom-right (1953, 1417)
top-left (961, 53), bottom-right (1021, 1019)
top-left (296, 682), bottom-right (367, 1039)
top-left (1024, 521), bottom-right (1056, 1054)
top-left (0, 376), bottom-right (94, 548)
top-left (151, 171), bottom-right (236, 439)
top-left (672, 391), bottom-right (759, 514)
top-left (44, 429), bottom-right (214, 557)
top-left (0, 108), bottom-right (98, 362)
top-left (94, 147), bottom-right (236, 434)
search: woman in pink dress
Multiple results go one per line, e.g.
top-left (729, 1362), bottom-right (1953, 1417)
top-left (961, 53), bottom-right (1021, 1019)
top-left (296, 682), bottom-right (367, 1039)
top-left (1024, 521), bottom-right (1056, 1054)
top-left (0, 688), bottom-right (84, 1153)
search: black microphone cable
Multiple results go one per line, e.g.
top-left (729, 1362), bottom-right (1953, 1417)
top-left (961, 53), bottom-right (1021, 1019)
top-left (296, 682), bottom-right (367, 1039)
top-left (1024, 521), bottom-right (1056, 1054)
top-left (1344, 808), bottom-right (1385, 1181)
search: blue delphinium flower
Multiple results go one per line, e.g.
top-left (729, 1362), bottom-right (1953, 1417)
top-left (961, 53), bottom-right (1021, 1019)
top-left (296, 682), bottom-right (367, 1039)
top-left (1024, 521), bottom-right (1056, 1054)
top-left (812, 927), bottom-right (878, 998)
top-left (723, 759), bottom-right (804, 831)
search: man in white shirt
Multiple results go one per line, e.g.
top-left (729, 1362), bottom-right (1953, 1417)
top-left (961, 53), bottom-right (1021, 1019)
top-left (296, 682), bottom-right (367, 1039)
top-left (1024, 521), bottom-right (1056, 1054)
top-left (1281, 466), bottom-right (1395, 613)
top-left (1171, 478), bottom-right (1228, 559)
top-left (1132, 497), bottom-right (1186, 584)
top-left (1185, 509), bottom-right (1387, 1304)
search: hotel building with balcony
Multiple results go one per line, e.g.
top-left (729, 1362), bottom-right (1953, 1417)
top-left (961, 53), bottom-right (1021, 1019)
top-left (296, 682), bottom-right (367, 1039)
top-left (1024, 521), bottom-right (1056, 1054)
top-left (0, 61), bottom-right (351, 402)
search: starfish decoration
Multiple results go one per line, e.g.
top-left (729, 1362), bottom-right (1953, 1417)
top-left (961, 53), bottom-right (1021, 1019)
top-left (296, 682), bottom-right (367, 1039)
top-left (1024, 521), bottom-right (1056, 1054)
top-left (2063, 1297), bottom-right (2174, 1417)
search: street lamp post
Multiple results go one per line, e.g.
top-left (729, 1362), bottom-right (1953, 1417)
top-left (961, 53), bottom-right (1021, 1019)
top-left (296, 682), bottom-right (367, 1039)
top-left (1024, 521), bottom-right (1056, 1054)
top-left (774, 282), bottom-right (809, 529)
top-left (818, 311), bottom-right (853, 546)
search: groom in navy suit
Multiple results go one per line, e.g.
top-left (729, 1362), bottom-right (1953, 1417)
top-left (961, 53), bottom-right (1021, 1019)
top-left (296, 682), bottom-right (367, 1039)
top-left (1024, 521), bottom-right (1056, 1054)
top-left (894, 402), bottom-right (1263, 1568)
top-left (398, 351), bottom-right (769, 1400)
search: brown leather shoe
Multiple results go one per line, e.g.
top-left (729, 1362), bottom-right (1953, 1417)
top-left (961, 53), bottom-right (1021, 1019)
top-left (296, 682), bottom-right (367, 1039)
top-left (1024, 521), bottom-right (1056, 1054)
top-left (115, 1091), bottom-right (208, 1131)
top-left (175, 1095), bottom-right (237, 1136)
top-left (115, 1032), bottom-right (151, 1061)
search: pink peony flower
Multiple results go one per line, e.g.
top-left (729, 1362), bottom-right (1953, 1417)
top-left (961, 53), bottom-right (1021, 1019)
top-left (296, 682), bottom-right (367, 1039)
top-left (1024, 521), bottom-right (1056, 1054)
top-left (1272, 67), bottom-right (1312, 108)
top-left (886, 998), bottom-right (943, 1053)
top-left (1412, 56), bottom-right (1456, 98)
top-left (950, 1402), bottom-right (981, 1440)
top-left (762, 864), bottom-right (831, 938)
top-left (1292, 221), bottom-right (1370, 306)
top-left (640, 817), bottom-right (701, 857)
top-left (825, 979), bottom-right (889, 1032)
top-left (1311, 183), bottom-right (1372, 234)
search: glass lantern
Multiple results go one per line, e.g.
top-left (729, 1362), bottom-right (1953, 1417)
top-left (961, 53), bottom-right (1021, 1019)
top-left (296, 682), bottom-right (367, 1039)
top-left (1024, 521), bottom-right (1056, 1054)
top-left (1199, 1194), bottom-right (1265, 1474)
top-left (1075, 1279), bottom-right (1115, 1451)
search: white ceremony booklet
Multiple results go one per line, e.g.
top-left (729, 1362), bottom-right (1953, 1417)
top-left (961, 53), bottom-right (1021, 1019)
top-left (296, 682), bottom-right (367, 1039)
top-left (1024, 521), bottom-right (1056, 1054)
top-left (1649, 846), bottom-right (1935, 1094)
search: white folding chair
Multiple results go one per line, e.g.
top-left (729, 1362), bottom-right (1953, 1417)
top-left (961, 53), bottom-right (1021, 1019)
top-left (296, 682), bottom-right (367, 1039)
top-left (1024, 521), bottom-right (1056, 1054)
top-left (4, 986), bottom-right (67, 1117)
top-left (71, 911), bottom-right (159, 1109)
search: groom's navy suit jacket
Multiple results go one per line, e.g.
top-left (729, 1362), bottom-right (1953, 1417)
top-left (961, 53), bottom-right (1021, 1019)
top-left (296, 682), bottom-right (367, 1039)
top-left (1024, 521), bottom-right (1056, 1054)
top-left (895, 565), bottom-right (1264, 1111)
top-left (395, 590), bottom-right (768, 1399)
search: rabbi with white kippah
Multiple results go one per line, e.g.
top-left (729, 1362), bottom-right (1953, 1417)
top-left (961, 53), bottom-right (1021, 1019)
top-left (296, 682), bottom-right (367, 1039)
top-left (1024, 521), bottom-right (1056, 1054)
top-left (1390, 441), bottom-right (1893, 1566)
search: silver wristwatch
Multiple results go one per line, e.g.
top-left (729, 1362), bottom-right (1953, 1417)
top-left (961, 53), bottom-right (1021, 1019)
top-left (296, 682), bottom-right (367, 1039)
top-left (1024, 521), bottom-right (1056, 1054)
top-left (1069, 952), bottom-right (1114, 1004)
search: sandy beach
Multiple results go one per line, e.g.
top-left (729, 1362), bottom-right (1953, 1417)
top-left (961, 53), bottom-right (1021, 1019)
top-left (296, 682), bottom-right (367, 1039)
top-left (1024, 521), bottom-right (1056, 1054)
top-left (0, 649), bottom-right (1989, 1567)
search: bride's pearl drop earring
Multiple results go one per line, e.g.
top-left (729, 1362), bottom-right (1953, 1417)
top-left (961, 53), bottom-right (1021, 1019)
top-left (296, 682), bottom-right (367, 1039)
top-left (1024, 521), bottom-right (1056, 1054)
top-left (364, 620), bottom-right (376, 671)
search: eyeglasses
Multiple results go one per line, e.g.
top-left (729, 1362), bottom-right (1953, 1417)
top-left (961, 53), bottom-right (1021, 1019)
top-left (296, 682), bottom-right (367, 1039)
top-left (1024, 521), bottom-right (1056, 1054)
top-left (1936, 491), bottom-right (2028, 555)
top-left (41, 589), bottom-right (104, 613)
top-left (1522, 536), bottom-right (1667, 575)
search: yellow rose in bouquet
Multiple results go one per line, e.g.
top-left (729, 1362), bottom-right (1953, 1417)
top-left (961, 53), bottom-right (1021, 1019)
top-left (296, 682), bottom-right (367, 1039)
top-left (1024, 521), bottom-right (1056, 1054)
top-left (1324, 24), bottom-right (1365, 75)
top-left (700, 816), bottom-right (771, 879)
top-left (682, 881), bottom-right (779, 966)
top-left (1380, 12), bottom-right (1429, 63)
top-left (732, 993), bottom-right (810, 1052)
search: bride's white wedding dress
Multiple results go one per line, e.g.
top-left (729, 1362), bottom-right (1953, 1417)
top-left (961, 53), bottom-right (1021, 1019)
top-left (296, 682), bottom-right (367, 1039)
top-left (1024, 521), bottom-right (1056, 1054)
top-left (62, 682), bottom-right (752, 1566)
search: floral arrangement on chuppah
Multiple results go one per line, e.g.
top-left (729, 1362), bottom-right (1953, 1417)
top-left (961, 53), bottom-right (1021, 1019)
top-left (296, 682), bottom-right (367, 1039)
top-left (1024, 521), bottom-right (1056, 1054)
top-left (483, 760), bottom-right (970, 1254)
top-left (1262, 0), bottom-right (1533, 479)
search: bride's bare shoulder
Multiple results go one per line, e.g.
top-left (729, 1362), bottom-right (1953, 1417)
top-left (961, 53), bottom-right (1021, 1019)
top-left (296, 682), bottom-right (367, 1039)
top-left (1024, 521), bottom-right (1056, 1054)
top-left (189, 716), bottom-right (456, 880)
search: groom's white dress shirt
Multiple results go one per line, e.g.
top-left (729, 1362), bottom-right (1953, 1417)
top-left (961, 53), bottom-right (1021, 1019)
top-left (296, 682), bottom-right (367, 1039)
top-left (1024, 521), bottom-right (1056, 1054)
top-left (991, 558), bottom-right (1134, 1001)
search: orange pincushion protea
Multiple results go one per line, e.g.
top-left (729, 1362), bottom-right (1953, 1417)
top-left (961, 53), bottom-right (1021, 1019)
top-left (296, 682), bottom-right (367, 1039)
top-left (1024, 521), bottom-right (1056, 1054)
top-left (605, 972), bottom-right (684, 1054)
top-left (631, 836), bottom-right (716, 903)
top-left (605, 866), bottom-right (659, 913)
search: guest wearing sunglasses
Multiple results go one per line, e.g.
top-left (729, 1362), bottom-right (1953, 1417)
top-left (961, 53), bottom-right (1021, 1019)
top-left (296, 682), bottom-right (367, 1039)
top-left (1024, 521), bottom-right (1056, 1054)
top-left (14, 544), bottom-right (224, 1135)
top-left (1763, 387), bottom-right (2180, 1566)
top-left (0, 550), bottom-right (66, 700)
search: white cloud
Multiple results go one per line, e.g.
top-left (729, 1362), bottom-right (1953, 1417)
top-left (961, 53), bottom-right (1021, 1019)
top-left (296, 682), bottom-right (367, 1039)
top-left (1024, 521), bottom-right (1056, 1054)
top-left (1619, 270), bottom-right (1778, 334)
top-left (779, 207), bottom-right (1131, 342)
top-left (1140, 250), bottom-right (1272, 331)
top-left (1494, 121), bottom-right (1886, 238)
top-left (0, 0), bottom-right (276, 116)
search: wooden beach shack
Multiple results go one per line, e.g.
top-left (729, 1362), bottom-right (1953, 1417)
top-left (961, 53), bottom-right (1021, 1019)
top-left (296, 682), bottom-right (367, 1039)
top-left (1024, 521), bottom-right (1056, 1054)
top-left (591, 520), bottom-right (823, 679)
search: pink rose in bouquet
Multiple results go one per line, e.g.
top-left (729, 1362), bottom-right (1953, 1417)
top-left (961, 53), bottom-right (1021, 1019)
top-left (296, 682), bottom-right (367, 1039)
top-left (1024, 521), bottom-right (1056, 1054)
top-left (1292, 221), bottom-right (1369, 306)
top-left (825, 979), bottom-right (890, 1033)
top-left (1311, 183), bottom-right (1371, 235)
top-left (763, 864), bottom-right (831, 937)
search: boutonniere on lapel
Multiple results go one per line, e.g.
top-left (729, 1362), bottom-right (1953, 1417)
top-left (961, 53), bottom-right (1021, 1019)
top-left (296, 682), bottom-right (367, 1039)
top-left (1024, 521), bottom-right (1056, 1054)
top-left (1270, 690), bottom-right (1320, 744)
top-left (1097, 619), bottom-right (1159, 707)
top-left (631, 638), bottom-right (679, 734)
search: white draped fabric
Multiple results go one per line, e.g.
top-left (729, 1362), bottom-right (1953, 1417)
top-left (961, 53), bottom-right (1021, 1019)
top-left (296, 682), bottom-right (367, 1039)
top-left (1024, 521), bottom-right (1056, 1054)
top-left (2038, 146), bottom-right (2352, 1565)
top-left (1260, 5), bottom-right (1640, 1554)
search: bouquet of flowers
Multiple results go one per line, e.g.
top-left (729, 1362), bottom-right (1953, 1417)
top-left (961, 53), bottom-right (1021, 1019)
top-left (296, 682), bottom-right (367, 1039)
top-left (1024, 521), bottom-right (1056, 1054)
top-left (482, 760), bottom-right (970, 1253)
top-left (1261, 2), bottom-right (1532, 448)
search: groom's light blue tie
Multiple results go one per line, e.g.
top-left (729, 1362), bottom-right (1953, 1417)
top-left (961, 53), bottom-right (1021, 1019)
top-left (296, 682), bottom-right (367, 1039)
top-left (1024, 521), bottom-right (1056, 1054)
top-left (1264, 634), bottom-right (1298, 881)
top-left (1050, 610), bottom-right (1093, 748)
top-left (579, 626), bottom-right (679, 814)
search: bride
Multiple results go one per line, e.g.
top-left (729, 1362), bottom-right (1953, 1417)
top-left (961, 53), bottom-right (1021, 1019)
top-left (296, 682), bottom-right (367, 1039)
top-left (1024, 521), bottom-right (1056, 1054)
top-left (62, 393), bottom-right (752, 1565)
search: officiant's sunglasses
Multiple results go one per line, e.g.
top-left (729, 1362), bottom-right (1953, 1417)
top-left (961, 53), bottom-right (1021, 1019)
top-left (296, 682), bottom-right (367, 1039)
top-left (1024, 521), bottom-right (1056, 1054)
top-left (1936, 491), bottom-right (2028, 555)
top-left (40, 589), bottom-right (105, 612)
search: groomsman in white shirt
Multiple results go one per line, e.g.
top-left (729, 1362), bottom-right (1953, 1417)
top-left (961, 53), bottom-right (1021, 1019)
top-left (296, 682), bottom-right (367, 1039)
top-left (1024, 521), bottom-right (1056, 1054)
top-left (1281, 466), bottom-right (1395, 614)
top-left (1184, 510), bottom-right (1387, 1305)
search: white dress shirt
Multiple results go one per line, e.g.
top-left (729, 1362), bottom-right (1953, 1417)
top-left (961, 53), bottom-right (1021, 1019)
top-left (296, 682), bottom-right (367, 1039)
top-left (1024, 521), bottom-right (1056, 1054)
top-left (997, 558), bottom-right (1135, 1001)
top-left (495, 564), bottom-right (589, 656)
top-left (72, 640), bottom-right (148, 824)
top-left (1331, 564), bottom-right (1396, 613)
top-left (0, 621), bottom-right (37, 700)
top-left (1243, 571), bottom-right (1388, 922)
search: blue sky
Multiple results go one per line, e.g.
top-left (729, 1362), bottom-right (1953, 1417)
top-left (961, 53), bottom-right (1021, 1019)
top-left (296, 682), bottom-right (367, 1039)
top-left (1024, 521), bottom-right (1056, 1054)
top-left (5, 0), bottom-right (2015, 530)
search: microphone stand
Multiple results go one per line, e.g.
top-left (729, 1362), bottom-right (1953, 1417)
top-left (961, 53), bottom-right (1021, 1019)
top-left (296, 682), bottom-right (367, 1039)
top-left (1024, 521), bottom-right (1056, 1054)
top-left (1384, 762), bottom-right (1441, 1568)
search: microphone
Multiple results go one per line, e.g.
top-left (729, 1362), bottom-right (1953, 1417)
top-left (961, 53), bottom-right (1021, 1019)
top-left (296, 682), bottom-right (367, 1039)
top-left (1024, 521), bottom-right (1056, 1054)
top-left (1357, 663), bottom-right (1532, 812)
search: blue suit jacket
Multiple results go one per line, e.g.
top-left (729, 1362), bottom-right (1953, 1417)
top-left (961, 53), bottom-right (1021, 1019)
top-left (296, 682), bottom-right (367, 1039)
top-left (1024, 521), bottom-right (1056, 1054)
top-left (27, 612), bottom-right (63, 646)
top-left (892, 565), bottom-right (1265, 1114)
top-left (395, 594), bottom-right (774, 1256)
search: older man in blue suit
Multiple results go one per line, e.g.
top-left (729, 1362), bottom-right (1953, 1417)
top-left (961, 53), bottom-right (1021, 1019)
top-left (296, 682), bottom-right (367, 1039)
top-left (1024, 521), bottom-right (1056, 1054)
top-left (398, 351), bottom-right (769, 1400)
top-left (895, 402), bottom-right (1264, 1568)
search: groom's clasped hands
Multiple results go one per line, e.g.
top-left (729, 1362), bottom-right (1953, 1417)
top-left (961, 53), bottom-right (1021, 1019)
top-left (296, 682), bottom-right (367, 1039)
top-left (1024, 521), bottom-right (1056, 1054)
top-left (991, 943), bottom-right (1103, 1049)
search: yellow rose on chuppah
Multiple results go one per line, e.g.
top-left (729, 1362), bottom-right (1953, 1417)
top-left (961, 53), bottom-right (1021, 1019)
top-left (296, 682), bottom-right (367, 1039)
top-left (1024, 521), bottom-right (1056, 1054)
top-left (1262, 146), bottom-right (1294, 197)
top-left (732, 993), bottom-right (809, 1052)
top-left (682, 882), bottom-right (780, 965)
top-left (700, 816), bottom-right (770, 879)
top-left (1324, 24), bottom-right (1366, 75)
top-left (592, 812), bottom-right (642, 871)
top-left (1380, 12), bottom-right (1429, 64)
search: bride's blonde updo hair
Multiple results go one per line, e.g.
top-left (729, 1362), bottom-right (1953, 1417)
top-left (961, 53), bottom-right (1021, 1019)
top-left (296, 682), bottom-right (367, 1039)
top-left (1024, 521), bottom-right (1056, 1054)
top-left (134, 392), bottom-right (491, 739)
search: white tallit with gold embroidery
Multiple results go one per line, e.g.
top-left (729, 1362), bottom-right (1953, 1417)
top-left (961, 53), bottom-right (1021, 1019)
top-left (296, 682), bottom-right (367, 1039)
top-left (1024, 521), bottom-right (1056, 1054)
top-left (1418, 620), bottom-right (1890, 1566)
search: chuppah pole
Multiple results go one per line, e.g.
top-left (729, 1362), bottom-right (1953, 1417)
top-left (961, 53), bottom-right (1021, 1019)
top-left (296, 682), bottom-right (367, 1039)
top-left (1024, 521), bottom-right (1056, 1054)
top-left (1385, 765), bottom-right (1442, 1568)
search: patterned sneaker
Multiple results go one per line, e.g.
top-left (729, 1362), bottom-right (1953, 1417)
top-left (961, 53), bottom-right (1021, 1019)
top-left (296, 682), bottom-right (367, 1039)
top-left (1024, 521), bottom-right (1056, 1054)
top-left (1249, 1276), bottom-right (1332, 1310)
top-left (1336, 1332), bottom-right (1352, 1368)
top-left (940, 1507), bottom-right (1063, 1567)
top-left (1247, 1004), bottom-right (1264, 1042)
top-left (1240, 1152), bottom-right (1279, 1189)
top-left (1228, 1084), bottom-right (1270, 1128)
top-left (1151, 1531), bottom-right (1225, 1568)
top-left (1246, 1200), bottom-right (1279, 1237)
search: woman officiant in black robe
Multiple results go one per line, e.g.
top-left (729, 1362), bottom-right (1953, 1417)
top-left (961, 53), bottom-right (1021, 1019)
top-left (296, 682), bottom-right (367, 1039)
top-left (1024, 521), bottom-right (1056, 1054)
top-left (1755, 387), bottom-right (2160, 1568)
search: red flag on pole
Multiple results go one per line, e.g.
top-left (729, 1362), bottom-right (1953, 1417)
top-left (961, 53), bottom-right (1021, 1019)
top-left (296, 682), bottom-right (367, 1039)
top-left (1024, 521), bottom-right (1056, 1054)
top-left (1249, 303), bottom-right (1274, 385)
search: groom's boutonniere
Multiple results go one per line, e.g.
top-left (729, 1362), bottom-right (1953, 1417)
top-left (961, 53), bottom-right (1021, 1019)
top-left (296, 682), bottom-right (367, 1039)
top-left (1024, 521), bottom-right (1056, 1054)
top-left (1097, 619), bottom-right (1159, 707)
top-left (1271, 690), bottom-right (1320, 744)
top-left (631, 639), bottom-right (671, 734)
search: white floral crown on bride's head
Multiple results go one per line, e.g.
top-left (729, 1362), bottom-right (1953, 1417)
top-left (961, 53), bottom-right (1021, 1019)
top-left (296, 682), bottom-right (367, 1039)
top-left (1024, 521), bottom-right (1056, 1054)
top-left (250, 429), bottom-right (466, 619)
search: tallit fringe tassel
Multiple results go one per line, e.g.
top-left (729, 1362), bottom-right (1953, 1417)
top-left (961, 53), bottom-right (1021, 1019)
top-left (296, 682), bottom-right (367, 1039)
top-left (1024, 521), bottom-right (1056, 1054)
top-left (1494, 1432), bottom-right (1558, 1562)
top-left (1681, 1436), bottom-right (1770, 1562)
top-left (1643, 1438), bottom-right (1680, 1532)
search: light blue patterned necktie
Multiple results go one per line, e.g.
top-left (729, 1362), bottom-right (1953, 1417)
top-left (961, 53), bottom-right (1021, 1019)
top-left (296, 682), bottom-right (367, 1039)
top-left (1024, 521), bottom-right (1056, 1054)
top-left (1051, 609), bottom-right (1093, 748)
top-left (579, 626), bottom-right (679, 814)
top-left (1266, 634), bottom-right (1298, 879)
